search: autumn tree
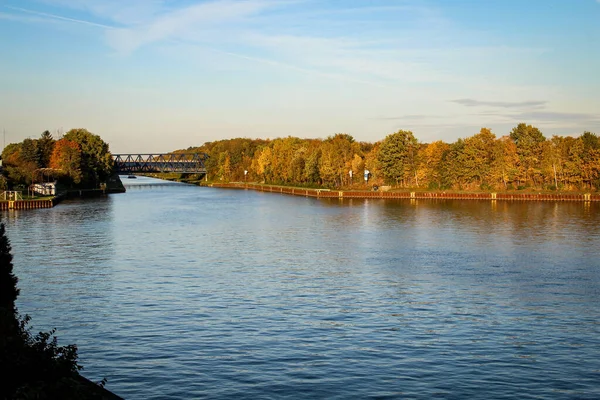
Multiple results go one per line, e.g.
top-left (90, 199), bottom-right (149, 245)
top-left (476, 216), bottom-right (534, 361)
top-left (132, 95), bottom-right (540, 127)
top-left (490, 136), bottom-right (519, 189)
top-left (317, 134), bottom-right (358, 187)
top-left (217, 151), bottom-right (232, 181)
top-left (271, 137), bottom-right (303, 183)
top-left (1, 142), bottom-right (39, 186)
top-left (255, 146), bottom-right (273, 182)
top-left (461, 128), bottom-right (497, 188)
top-left (350, 154), bottom-right (365, 182)
top-left (420, 140), bottom-right (449, 189)
top-left (50, 139), bottom-right (83, 184)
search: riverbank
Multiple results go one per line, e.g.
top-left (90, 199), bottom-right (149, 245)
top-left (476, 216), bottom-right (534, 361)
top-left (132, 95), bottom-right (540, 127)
top-left (0, 174), bottom-right (127, 211)
top-left (211, 182), bottom-right (600, 202)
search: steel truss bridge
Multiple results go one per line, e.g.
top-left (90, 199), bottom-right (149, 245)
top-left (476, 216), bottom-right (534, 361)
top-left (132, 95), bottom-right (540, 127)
top-left (112, 153), bottom-right (209, 175)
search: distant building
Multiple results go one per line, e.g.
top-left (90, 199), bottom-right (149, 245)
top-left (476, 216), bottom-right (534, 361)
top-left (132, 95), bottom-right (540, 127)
top-left (31, 181), bottom-right (57, 196)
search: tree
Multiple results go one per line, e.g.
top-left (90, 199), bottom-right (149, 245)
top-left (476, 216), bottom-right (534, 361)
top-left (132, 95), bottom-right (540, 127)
top-left (377, 130), bottom-right (419, 186)
top-left (461, 128), bottom-right (497, 188)
top-left (303, 147), bottom-right (321, 184)
top-left (441, 139), bottom-right (469, 190)
top-left (38, 130), bottom-right (56, 167)
top-left (255, 146), bottom-right (273, 182)
top-left (420, 140), bottom-right (449, 189)
top-left (350, 154), bottom-right (365, 181)
top-left (1, 142), bottom-right (40, 187)
top-left (217, 151), bottom-right (232, 181)
top-left (20, 139), bottom-right (41, 168)
top-left (290, 147), bottom-right (307, 184)
top-left (63, 129), bottom-right (113, 186)
top-left (580, 131), bottom-right (600, 190)
top-left (50, 139), bottom-right (83, 184)
top-left (510, 123), bottom-right (546, 187)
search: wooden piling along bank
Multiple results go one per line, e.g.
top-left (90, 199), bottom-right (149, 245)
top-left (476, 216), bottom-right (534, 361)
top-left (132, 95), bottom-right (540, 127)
top-left (212, 183), bottom-right (600, 202)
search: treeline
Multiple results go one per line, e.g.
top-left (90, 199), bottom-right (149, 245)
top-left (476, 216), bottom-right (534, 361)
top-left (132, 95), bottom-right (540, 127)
top-left (0, 129), bottom-right (113, 189)
top-left (180, 124), bottom-right (600, 191)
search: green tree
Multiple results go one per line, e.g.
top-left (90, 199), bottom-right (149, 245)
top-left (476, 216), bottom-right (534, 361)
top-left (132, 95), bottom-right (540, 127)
top-left (1, 142), bottom-right (39, 186)
top-left (303, 147), bottom-right (321, 184)
top-left (580, 131), bottom-right (600, 189)
top-left (21, 138), bottom-right (41, 168)
top-left (290, 147), bottom-right (307, 184)
top-left (510, 123), bottom-right (546, 187)
top-left (377, 130), bottom-right (419, 186)
top-left (38, 130), bottom-right (56, 168)
top-left (63, 129), bottom-right (113, 186)
top-left (441, 139), bottom-right (469, 190)
top-left (461, 128), bottom-right (497, 188)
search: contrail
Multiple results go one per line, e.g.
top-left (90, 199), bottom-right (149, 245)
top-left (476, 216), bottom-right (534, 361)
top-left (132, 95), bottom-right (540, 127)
top-left (5, 5), bottom-right (114, 29)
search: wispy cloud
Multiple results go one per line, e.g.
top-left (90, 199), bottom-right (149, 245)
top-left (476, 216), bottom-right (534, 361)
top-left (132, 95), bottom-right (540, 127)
top-left (35, 0), bottom-right (166, 25)
top-left (452, 99), bottom-right (547, 109)
top-left (371, 114), bottom-right (444, 121)
top-left (5, 0), bottom-right (582, 108)
top-left (105, 0), bottom-right (277, 54)
top-left (4, 5), bottom-right (114, 28)
top-left (512, 111), bottom-right (600, 123)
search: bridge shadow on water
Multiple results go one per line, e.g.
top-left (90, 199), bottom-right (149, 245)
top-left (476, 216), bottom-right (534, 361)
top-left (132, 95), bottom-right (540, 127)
top-left (120, 176), bottom-right (189, 188)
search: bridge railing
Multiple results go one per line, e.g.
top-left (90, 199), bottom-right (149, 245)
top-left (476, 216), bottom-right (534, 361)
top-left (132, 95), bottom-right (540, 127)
top-left (113, 153), bottom-right (209, 174)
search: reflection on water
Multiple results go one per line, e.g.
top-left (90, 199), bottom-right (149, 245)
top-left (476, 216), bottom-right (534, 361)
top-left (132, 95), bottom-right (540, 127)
top-left (4, 177), bottom-right (600, 399)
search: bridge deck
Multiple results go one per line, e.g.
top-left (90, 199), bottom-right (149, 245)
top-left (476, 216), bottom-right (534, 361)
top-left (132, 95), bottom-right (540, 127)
top-left (113, 153), bottom-right (208, 174)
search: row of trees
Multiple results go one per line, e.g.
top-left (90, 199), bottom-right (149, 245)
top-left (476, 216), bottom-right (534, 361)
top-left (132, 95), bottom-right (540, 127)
top-left (181, 124), bottom-right (600, 191)
top-left (1, 129), bottom-right (114, 189)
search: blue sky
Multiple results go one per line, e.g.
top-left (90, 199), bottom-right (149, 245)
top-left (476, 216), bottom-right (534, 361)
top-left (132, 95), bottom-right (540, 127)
top-left (1, 0), bottom-right (599, 153)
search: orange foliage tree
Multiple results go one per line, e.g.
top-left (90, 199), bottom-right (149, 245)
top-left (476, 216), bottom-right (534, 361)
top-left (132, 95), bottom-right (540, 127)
top-left (50, 139), bottom-right (83, 184)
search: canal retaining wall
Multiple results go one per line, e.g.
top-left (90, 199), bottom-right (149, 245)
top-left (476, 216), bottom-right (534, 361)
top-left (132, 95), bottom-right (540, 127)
top-left (0, 198), bottom-right (58, 210)
top-left (212, 183), bottom-right (600, 202)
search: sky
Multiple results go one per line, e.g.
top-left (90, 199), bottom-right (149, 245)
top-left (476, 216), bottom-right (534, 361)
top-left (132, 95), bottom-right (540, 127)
top-left (1, 0), bottom-right (599, 153)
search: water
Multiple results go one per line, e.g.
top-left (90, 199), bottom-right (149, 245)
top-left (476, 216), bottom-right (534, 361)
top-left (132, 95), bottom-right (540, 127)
top-left (4, 176), bottom-right (600, 399)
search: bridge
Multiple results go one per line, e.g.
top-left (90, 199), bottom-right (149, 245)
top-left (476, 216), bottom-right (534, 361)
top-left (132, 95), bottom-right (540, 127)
top-left (112, 153), bottom-right (209, 175)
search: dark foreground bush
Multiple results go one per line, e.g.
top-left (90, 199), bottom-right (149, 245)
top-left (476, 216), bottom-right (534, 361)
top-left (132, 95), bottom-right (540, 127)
top-left (1, 222), bottom-right (116, 400)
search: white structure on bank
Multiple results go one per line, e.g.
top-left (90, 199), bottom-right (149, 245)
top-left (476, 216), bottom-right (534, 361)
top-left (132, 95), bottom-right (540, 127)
top-left (31, 181), bottom-right (57, 196)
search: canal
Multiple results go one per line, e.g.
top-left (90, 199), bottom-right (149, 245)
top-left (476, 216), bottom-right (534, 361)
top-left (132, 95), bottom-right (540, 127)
top-left (4, 176), bottom-right (600, 399)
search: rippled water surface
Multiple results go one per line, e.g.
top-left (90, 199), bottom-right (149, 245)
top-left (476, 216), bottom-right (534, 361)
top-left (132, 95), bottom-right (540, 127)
top-left (4, 176), bottom-right (600, 399)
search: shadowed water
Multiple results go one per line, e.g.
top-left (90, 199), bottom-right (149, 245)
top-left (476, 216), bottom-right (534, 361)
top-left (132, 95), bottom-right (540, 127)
top-left (4, 176), bottom-right (600, 399)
